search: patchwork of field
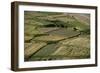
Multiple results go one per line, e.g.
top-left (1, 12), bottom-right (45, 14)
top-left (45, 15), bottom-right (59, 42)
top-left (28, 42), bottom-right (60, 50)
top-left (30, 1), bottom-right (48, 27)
top-left (24, 11), bottom-right (90, 61)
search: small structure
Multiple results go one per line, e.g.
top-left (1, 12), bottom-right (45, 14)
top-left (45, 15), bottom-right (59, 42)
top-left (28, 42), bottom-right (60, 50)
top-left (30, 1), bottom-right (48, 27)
top-left (73, 27), bottom-right (78, 31)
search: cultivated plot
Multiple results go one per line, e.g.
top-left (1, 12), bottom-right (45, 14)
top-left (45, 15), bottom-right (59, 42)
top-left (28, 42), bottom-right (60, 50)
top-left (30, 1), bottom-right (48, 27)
top-left (24, 11), bottom-right (90, 61)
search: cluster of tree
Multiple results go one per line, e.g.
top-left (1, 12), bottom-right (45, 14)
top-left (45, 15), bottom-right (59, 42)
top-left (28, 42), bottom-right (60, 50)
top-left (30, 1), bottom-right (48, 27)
top-left (43, 20), bottom-right (68, 28)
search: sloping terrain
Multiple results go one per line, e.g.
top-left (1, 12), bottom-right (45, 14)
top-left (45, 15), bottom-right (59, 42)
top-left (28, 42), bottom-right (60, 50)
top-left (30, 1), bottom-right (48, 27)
top-left (24, 11), bottom-right (90, 61)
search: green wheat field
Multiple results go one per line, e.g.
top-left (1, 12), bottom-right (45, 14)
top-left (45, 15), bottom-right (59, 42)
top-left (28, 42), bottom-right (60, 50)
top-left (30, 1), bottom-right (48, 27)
top-left (24, 11), bottom-right (90, 61)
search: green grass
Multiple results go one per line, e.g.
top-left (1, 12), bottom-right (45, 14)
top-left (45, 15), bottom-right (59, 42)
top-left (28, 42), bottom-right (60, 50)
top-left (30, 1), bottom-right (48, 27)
top-left (24, 11), bottom-right (90, 61)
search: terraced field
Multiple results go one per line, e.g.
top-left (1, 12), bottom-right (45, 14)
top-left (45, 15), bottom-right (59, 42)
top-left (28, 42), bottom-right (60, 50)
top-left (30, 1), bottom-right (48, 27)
top-left (24, 11), bottom-right (90, 61)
